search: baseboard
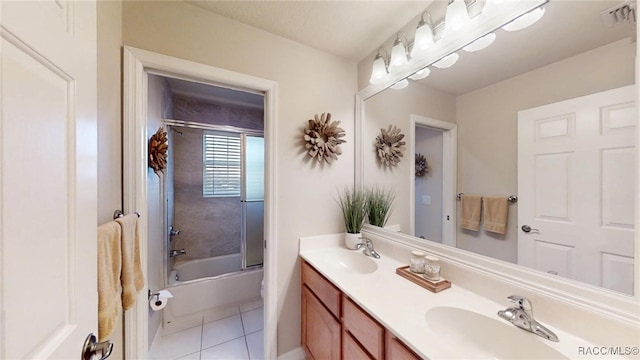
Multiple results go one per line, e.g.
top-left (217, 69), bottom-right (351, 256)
top-left (277, 346), bottom-right (306, 360)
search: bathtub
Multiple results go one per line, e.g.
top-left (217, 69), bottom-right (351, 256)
top-left (163, 254), bottom-right (263, 331)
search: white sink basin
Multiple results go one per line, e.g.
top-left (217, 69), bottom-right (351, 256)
top-left (324, 249), bottom-right (378, 274)
top-left (426, 307), bottom-right (567, 359)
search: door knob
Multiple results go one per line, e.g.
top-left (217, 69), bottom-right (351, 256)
top-left (521, 225), bottom-right (539, 233)
top-left (82, 333), bottom-right (113, 360)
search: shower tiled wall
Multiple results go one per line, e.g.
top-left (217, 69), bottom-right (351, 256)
top-left (170, 96), bottom-right (263, 260)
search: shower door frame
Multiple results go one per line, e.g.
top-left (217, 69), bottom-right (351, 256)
top-left (164, 120), bottom-right (265, 275)
top-left (123, 46), bottom-right (279, 359)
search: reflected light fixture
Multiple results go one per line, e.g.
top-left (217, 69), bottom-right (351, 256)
top-left (390, 79), bottom-right (409, 90)
top-left (462, 32), bottom-right (496, 52)
top-left (444, 0), bottom-right (471, 34)
top-left (389, 32), bottom-right (410, 72)
top-left (409, 67), bottom-right (431, 81)
top-left (411, 12), bottom-right (435, 59)
top-left (433, 53), bottom-right (459, 69)
top-left (369, 48), bottom-right (389, 84)
top-left (502, 6), bottom-right (546, 31)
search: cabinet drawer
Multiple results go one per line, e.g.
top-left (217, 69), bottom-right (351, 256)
top-left (302, 261), bottom-right (341, 318)
top-left (343, 329), bottom-right (374, 360)
top-left (386, 332), bottom-right (421, 360)
top-left (342, 295), bottom-right (384, 360)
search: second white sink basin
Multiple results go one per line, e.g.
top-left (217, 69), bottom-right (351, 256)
top-left (426, 306), bottom-right (567, 359)
top-left (324, 249), bottom-right (378, 274)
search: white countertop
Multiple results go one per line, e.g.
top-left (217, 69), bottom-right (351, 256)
top-left (299, 234), bottom-right (606, 360)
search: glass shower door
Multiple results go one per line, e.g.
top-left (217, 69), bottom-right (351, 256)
top-left (241, 135), bottom-right (264, 269)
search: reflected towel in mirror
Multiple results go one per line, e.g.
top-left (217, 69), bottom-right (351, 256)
top-left (460, 195), bottom-right (482, 231)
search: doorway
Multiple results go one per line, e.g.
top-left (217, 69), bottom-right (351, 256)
top-left (123, 47), bottom-right (278, 359)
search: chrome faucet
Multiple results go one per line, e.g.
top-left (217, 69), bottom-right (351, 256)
top-left (355, 238), bottom-right (380, 259)
top-left (498, 295), bottom-right (559, 342)
top-left (169, 249), bottom-right (186, 257)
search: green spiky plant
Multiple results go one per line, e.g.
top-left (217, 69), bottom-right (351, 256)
top-left (366, 186), bottom-right (395, 227)
top-left (337, 186), bottom-right (367, 234)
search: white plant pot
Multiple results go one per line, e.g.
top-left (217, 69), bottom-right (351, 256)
top-left (344, 232), bottom-right (362, 250)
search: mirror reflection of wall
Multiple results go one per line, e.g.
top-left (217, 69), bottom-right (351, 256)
top-left (361, 1), bottom-right (636, 295)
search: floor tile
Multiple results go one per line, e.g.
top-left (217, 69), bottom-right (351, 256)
top-left (241, 307), bottom-right (263, 334)
top-left (200, 337), bottom-right (249, 360)
top-left (203, 303), bottom-right (240, 324)
top-left (239, 297), bottom-right (263, 313)
top-left (202, 315), bottom-right (245, 349)
top-left (149, 325), bottom-right (202, 360)
top-left (246, 330), bottom-right (264, 360)
top-left (175, 351), bottom-right (201, 360)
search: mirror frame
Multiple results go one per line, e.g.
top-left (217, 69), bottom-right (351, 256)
top-left (355, 0), bottom-right (639, 325)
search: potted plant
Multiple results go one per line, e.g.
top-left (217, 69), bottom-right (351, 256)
top-left (337, 186), bottom-right (367, 249)
top-left (366, 186), bottom-right (395, 227)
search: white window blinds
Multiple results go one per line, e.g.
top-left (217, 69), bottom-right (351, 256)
top-left (203, 131), bottom-right (241, 197)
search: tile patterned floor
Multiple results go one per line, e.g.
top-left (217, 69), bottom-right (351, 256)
top-left (149, 301), bottom-right (264, 360)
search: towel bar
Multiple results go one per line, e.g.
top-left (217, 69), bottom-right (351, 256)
top-left (456, 193), bottom-right (518, 203)
top-left (113, 209), bottom-right (141, 220)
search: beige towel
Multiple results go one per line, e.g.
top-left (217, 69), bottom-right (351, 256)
top-left (116, 214), bottom-right (145, 310)
top-left (461, 195), bottom-right (482, 231)
top-left (483, 196), bottom-right (509, 234)
top-left (98, 222), bottom-right (122, 341)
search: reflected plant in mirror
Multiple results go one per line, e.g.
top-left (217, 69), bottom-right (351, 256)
top-left (358, 0), bottom-right (636, 296)
top-left (366, 186), bottom-right (395, 227)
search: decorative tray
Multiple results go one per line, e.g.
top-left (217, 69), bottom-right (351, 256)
top-left (395, 266), bottom-right (451, 293)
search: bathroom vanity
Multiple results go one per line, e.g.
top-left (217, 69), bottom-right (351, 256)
top-left (299, 233), bottom-right (640, 359)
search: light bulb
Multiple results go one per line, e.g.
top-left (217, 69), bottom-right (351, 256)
top-left (409, 68), bottom-right (431, 81)
top-left (369, 55), bottom-right (388, 84)
top-left (444, 0), bottom-right (471, 34)
top-left (411, 18), bottom-right (435, 58)
top-left (433, 53), bottom-right (459, 69)
top-left (463, 33), bottom-right (496, 52)
top-left (390, 79), bottom-right (409, 90)
top-left (502, 7), bottom-right (545, 32)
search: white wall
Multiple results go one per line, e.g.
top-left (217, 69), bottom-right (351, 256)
top-left (455, 38), bottom-right (635, 262)
top-left (364, 83), bottom-right (456, 232)
top-left (122, 2), bottom-right (356, 354)
top-left (96, 1), bottom-right (123, 358)
top-left (414, 127), bottom-right (443, 241)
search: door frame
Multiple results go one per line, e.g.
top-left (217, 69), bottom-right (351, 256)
top-left (409, 115), bottom-right (457, 247)
top-left (123, 46), bottom-right (278, 359)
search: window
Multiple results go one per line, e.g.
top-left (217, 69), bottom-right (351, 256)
top-left (203, 131), bottom-right (241, 197)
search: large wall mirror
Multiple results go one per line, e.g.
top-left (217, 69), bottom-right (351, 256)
top-left (358, 0), bottom-right (637, 297)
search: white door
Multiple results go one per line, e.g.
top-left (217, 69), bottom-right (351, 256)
top-left (1, 1), bottom-right (98, 358)
top-left (518, 85), bottom-right (636, 295)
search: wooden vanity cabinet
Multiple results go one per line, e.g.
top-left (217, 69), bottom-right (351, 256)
top-left (302, 261), bottom-right (342, 359)
top-left (301, 259), bottom-right (423, 360)
top-left (385, 333), bottom-right (421, 360)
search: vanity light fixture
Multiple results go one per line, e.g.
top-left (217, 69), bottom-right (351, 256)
top-left (444, 0), bottom-right (471, 34)
top-left (409, 67), bottom-right (431, 81)
top-left (462, 32), bottom-right (496, 52)
top-left (389, 32), bottom-right (410, 72)
top-left (390, 79), bottom-right (409, 90)
top-left (502, 6), bottom-right (546, 31)
top-left (433, 53), bottom-right (459, 69)
top-left (369, 47), bottom-right (389, 84)
top-left (410, 12), bottom-right (435, 59)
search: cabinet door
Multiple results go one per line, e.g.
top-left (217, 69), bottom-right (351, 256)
top-left (302, 286), bottom-right (341, 360)
top-left (386, 332), bottom-right (422, 360)
top-left (343, 330), bottom-right (374, 359)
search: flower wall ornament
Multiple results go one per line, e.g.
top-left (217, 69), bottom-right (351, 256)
top-left (148, 127), bottom-right (168, 175)
top-left (415, 153), bottom-right (430, 177)
top-left (303, 113), bottom-right (346, 164)
top-left (375, 125), bottom-right (406, 167)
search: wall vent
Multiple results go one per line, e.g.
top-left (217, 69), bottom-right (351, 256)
top-left (600, 1), bottom-right (637, 27)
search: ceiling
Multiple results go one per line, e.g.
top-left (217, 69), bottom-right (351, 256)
top-left (173, 0), bottom-right (635, 102)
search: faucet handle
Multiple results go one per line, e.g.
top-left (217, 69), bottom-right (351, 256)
top-left (507, 295), bottom-right (533, 312)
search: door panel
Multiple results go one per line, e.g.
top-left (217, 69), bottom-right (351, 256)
top-left (1, 1), bottom-right (97, 358)
top-left (518, 85), bottom-right (635, 294)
